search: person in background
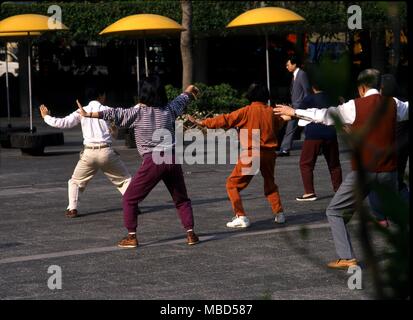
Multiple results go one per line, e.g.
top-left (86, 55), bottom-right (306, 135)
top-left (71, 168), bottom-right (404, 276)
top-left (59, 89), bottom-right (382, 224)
top-left (296, 78), bottom-right (342, 201)
top-left (277, 55), bottom-right (311, 157)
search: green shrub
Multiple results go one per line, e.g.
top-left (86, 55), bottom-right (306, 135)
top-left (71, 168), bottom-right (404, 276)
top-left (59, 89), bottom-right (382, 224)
top-left (165, 82), bottom-right (248, 115)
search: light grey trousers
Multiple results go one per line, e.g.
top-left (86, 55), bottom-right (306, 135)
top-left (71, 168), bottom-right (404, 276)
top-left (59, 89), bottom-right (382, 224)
top-left (280, 119), bottom-right (298, 152)
top-left (326, 170), bottom-right (398, 259)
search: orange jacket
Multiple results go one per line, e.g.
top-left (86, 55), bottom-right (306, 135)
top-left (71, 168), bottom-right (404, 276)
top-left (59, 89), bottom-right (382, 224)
top-left (201, 102), bottom-right (284, 151)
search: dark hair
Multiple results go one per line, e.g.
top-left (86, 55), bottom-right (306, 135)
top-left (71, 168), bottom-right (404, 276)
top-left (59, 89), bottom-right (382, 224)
top-left (381, 74), bottom-right (398, 97)
top-left (245, 82), bottom-right (269, 103)
top-left (85, 85), bottom-right (106, 101)
top-left (287, 55), bottom-right (301, 66)
top-left (308, 70), bottom-right (323, 91)
top-left (357, 68), bottom-right (381, 90)
top-left (138, 75), bottom-right (168, 107)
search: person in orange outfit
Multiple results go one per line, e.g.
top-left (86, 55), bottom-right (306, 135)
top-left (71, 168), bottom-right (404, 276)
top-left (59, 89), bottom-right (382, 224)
top-left (188, 82), bottom-right (290, 228)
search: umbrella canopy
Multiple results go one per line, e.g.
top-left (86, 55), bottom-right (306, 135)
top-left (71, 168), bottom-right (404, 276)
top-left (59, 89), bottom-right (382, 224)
top-left (99, 14), bottom-right (184, 36)
top-left (100, 14), bottom-right (184, 96)
top-left (226, 7), bottom-right (305, 104)
top-left (0, 14), bottom-right (68, 132)
top-left (0, 14), bottom-right (68, 33)
top-left (227, 7), bottom-right (304, 28)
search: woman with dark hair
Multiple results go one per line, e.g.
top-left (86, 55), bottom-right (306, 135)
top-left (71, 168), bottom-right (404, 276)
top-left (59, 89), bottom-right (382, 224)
top-left (77, 76), bottom-right (200, 248)
top-left (188, 82), bottom-right (290, 228)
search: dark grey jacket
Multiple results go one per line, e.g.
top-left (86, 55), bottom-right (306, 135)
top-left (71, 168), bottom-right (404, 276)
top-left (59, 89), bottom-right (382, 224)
top-left (291, 68), bottom-right (311, 109)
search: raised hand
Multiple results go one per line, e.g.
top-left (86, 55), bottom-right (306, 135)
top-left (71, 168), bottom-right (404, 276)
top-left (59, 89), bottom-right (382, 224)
top-left (39, 104), bottom-right (50, 119)
top-left (76, 99), bottom-right (88, 117)
top-left (185, 85), bottom-right (200, 100)
top-left (187, 114), bottom-right (203, 126)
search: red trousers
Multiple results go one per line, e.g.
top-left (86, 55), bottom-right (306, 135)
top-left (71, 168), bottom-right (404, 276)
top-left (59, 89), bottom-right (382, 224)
top-left (299, 139), bottom-right (342, 194)
top-left (226, 151), bottom-right (283, 216)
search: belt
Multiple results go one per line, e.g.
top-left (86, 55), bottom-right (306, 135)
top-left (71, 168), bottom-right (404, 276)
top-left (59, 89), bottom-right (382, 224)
top-left (84, 144), bottom-right (111, 149)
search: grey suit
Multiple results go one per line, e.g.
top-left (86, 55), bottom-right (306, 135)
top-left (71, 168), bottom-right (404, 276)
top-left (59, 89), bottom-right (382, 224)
top-left (280, 68), bottom-right (311, 152)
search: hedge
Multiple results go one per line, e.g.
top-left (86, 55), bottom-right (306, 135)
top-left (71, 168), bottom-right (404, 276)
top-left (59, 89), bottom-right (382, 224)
top-left (0, 1), bottom-right (407, 42)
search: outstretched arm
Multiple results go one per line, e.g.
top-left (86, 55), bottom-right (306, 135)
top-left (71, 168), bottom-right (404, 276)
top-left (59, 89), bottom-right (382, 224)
top-left (168, 85), bottom-right (200, 118)
top-left (77, 100), bottom-right (140, 128)
top-left (39, 104), bottom-right (80, 129)
top-left (76, 100), bottom-right (99, 118)
top-left (274, 100), bottom-right (356, 126)
top-left (200, 107), bottom-right (248, 129)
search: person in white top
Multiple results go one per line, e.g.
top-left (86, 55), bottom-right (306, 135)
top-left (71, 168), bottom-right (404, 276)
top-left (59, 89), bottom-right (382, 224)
top-left (39, 86), bottom-right (131, 218)
top-left (274, 69), bottom-right (409, 270)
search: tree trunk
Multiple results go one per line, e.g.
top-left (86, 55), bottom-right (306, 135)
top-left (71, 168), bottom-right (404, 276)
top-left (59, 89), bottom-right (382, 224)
top-left (180, 0), bottom-right (193, 89)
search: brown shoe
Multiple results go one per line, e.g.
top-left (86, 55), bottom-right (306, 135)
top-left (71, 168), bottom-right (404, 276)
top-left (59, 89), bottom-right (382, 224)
top-left (65, 209), bottom-right (78, 218)
top-left (327, 258), bottom-right (358, 269)
top-left (118, 234), bottom-right (138, 248)
top-left (186, 230), bottom-right (199, 245)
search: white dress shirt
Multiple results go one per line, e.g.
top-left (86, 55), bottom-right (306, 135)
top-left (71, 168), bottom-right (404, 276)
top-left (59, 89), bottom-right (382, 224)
top-left (293, 68), bottom-right (299, 80)
top-left (296, 89), bottom-right (409, 126)
top-left (44, 100), bottom-right (113, 145)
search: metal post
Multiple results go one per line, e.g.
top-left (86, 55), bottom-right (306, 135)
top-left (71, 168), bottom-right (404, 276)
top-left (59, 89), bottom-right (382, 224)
top-left (5, 42), bottom-right (11, 124)
top-left (136, 40), bottom-right (140, 98)
top-left (265, 32), bottom-right (271, 105)
top-left (28, 38), bottom-right (33, 132)
top-left (143, 34), bottom-right (148, 76)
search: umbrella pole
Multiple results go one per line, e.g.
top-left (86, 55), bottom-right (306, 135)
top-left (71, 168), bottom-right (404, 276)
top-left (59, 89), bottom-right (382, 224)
top-left (265, 32), bottom-right (271, 105)
top-left (136, 40), bottom-right (140, 98)
top-left (5, 42), bottom-right (11, 125)
top-left (27, 37), bottom-right (33, 132)
top-left (143, 34), bottom-right (148, 77)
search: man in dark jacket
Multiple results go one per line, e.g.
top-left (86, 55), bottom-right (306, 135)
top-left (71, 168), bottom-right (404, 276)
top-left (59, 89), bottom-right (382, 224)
top-left (277, 56), bottom-right (311, 157)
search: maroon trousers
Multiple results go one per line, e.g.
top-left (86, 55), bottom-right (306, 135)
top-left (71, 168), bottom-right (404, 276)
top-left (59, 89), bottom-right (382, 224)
top-left (122, 152), bottom-right (194, 233)
top-left (299, 139), bottom-right (342, 195)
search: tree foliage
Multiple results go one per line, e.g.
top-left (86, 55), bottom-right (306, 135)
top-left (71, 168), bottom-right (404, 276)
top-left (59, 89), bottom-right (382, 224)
top-left (0, 1), bottom-right (407, 42)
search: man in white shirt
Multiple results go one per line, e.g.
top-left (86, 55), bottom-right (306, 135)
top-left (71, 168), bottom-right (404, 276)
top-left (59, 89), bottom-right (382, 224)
top-left (39, 86), bottom-right (131, 218)
top-left (274, 69), bottom-right (409, 269)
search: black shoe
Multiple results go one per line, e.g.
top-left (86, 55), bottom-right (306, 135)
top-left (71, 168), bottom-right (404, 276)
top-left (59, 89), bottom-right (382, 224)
top-left (296, 194), bottom-right (317, 201)
top-left (277, 150), bottom-right (290, 157)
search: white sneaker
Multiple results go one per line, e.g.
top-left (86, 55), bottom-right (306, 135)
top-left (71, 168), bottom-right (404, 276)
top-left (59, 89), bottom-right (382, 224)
top-left (226, 215), bottom-right (250, 228)
top-left (274, 212), bottom-right (286, 224)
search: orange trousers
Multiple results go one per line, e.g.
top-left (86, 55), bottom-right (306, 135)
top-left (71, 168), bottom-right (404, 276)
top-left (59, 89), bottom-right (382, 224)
top-left (226, 151), bottom-right (283, 216)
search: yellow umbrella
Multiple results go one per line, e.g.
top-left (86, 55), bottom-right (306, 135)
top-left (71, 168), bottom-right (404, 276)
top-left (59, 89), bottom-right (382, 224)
top-left (0, 31), bottom-right (41, 124)
top-left (227, 7), bottom-right (305, 102)
top-left (100, 14), bottom-right (184, 95)
top-left (0, 14), bottom-right (68, 132)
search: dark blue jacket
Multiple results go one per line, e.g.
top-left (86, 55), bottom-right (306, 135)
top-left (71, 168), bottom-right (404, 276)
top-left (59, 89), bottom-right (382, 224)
top-left (299, 92), bottom-right (337, 140)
